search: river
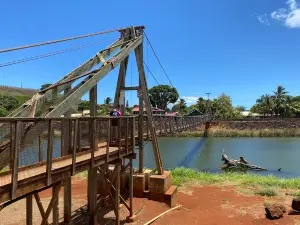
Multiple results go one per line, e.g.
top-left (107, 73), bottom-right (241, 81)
top-left (17, 137), bottom-right (300, 178)
top-left (138, 137), bottom-right (300, 178)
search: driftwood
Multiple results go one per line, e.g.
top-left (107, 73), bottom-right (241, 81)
top-left (221, 154), bottom-right (267, 171)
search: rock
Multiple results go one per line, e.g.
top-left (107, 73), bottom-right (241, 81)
top-left (265, 203), bottom-right (286, 219)
top-left (288, 209), bottom-right (300, 215)
top-left (292, 198), bottom-right (300, 211)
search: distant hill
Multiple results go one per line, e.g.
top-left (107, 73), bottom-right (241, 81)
top-left (0, 85), bottom-right (38, 97)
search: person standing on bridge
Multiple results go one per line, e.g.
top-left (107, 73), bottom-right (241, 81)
top-left (110, 108), bottom-right (122, 141)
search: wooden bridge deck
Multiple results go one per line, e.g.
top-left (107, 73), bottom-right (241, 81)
top-left (0, 142), bottom-right (132, 204)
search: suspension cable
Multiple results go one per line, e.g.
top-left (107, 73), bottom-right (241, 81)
top-left (143, 61), bottom-right (159, 85)
top-left (143, 31), bottom-right (174, 87)
top-left (0, 27), bottom-right (124, 54)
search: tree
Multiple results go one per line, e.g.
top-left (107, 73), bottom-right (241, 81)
top-left (0, 106), bottom-right (8, 117)
top-left (78, 100), bottom-right (89, 115)
top-left (126, 100), bottom-right (129, 108)
top-left (273, 85), bottom-right (288, 117)
top-left (235, 105), bottom-right (247, 112)
top-left (40, 83), bottom-right (52, 91)
top-left (0, 95), bottom-right (19, 111)
top-left (148, 85), bottom-right (179, 110)
top-left (196, 97), bottom-right (207, 113)
top-left (104, 97), bottom-right (112, 105)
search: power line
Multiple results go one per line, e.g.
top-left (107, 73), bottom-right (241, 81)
top-left (143, 61), bottom-right (159, 85)
top-left (0, 39), bottom-right (111, 68)
top-left (143, 31), bottom-right (174, 87)
top-left (0, 28), bottom-right (124, 54)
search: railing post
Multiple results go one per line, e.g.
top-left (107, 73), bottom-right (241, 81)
top-left (106, 118), bottom-right (111, 162)
top-left (90, 118), bottom-right (96, 168)
top-left (72, 119), bottom-right (79, 176)
top-left (118, 118), bottom-right (121, 158)
top-left (11, 121), bottom-right (20, 200)
top-left (46, 119), bottom-right (54, 186)
top-left (132, 118), bottom-right (136, 153)
top-left (126, 117), bottom-right (129, 154)
top-left (159, 116), bottom-right (163, 135)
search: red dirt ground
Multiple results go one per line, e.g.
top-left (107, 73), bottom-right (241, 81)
top-left (1, 178), bottom-right (300, 225)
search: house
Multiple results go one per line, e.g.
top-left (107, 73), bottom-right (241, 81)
top-left (165, 112), bottom-right (177, 116)
top-left (241, 111), bottom-right (261, 118)
top-left (132, 106), bottom-right (165, 115)
top-left (186, 109), bottom-right (203, 116)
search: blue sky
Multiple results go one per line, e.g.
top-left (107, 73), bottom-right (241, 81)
top-left (1, 0), bottom-right (300, 109)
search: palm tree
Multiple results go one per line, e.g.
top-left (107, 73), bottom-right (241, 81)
top-left (273, 86), bottom-right (288, 117)
top-left (104, 97), bottom-right (112, 105)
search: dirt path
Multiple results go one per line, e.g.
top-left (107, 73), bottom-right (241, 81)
top-left (1, 178), bottom-right (299, 225)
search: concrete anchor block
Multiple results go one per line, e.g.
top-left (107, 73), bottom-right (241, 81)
top-left (133, 174), bottom-right (145, 198)
top-left (149, 171), bottom-right (172, 194)
top-left (165, 185), bottom-right (178, 208)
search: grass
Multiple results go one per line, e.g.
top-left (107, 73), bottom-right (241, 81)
top-left (171, 167), bottom-right (300, 189)
top-left (254, 188), bottom-right (278, 197)
top-left (170, 128), bottom-right (300, 138)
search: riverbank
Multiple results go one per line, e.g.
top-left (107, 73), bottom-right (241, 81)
top-left (170, 128), bottom-right (300, 137)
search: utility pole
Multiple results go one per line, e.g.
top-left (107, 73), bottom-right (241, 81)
top-left (205, 93), bottom-right (211, 115)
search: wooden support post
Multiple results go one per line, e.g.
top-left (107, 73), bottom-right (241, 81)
top-left (39, 136), bottom-right (43, 162)
top-left (115, 163), bottom-right (121, 225)
top-left (34, 193), bottom-right (49, 225)
top-left (126, 117), bottom-right (129, 154)
top-left (88, 167), bottom-right (97, 225)
top-left (90, 118), bottom-right (96, 168)
top-left (26, 195), bottom-right (33, 225)
top-left (41, 182), bottom-right (62, 225)
top-left (46, 120), bottom-right (54, 186)
top-left (106, 118), bottom-right (111, 162)
top-left (138, 95), bottom-right (144, 173)
top-left (62, 85), bottom-right (71, 156)
top-left (118, 118), bottom-right (121, 158)
top-left (129, 159), bottom-right (133, 217)
top-left (72, 119), bottom-right (78, 176)
top-left (132, 118), bottom-right (136, 153)
top-left (135, 43), bottom-right (163, 175)
top-left (11, 121), bottom-right (20, 200)
top-left (64, 177), bottom-right (72, 224)
top-left (52, 185), bottom-right (59, 225)
top-left (159, 116), bottom-right (163, 135)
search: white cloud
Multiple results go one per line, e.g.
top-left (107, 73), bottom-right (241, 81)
top-left (256, 14), bottom-right (270, 25)
top-left (271, 0), bottom-right (300, 28)
top-left (180, 96), bottom-right (198, 104)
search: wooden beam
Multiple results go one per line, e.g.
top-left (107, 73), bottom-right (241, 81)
top-left (72, 119), bottom-right (78, 176)
top-left (38, 136), bottom-right (43, 162)
top-left (138, 92), bottom-right (144, 173)
top-left (11, 121), bottom-right (20, 200)
top-left (132, 118), bottom-right (136, 153)
top-left (46, 120), bottom-right (54, 186)
top-left (64, 177), bottom-right (72, 224)
top-left (115, 163), bottom-right (120, 225)
top-left (45, 36), bottom-right (142, 118)
top-left (129, 159), bottom-right (133, 217)
top-left (88, 167), bottom-right (97, 225)
top-left (122, 86), bottom-right (139, 91)
top-left (135, 43), bottom-right (164, 175)
top-left (41, 182), bottom-right (62, 225)
top-left (26, 195), bottom-right (33, 225)
top-left (34, 193), bottom-right (49, 225)
top-left (106, 118), bottom-right (111, 163)
top-left (52, 185), bottom-right (59, 225)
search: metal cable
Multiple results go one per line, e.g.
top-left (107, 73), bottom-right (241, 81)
top-left (0, 28), bottom-right (124, 54)
top-left (0, 39), bottom-right (111, 68)
top-left (143, 31), bottom-right (174, 87)
top-left (143, 61), bottom-right (159, 85)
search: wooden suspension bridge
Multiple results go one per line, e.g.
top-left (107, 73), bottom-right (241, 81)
top-left (0, 26), bottom-right (212, 224)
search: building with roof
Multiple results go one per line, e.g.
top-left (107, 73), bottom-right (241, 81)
top-left (132, 106), bottom-right (165, 115)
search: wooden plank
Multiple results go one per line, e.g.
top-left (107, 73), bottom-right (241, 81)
top-left (97, 52), bottom-right (107, 66)
top-left (72, 119), bottom-right (79, 176)
top-left (34, 193), bottom-right (49, 225)
top-left (138, 96), bottom-right (144, 173)
top-left (106, 118), bottom-right (111, 162)
top-left (46, 120), bottom-right (54, 186)
top-left (88, 167), bottom-right (97, 224)
top-left (52, 184), bottom-right (59, 225)
top-left (41, 182), bottom-right (62, 225)
top-left (135, 43), bottom-right (163, 175)
top-left (126, 118), bottom-right (129, 154)
top-left (129, 159), bottom-right (133, 217)
top-left (122, 86), bottom-right (139, 91)
top-left (26, 195), bottom-right (33, 225)
top-left (64, 177), bottom-right (72, 224)
top-left (115, 164), bottom-right (120, 225)
top-left (11, 121), bottom-right (20, 200)
top-left (118, 118), bottom-right (121, 158)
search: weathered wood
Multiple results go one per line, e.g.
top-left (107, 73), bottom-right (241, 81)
top-left (126, 118), bottom-right (129, 154)
top-left (138, 96), bottom-right (144, 173)
top-left (41, 182), bottom-right (62, 225)
top-left (221, 154), bottom-right (267, 171)
top-left (46, 120), bottom-right (54, 186)
top-left (11, 121), bottom-right (20, 200)
top-left (45, 36), bottom-right (142, 118)
top-left (64, 177), bottom-right (72, 224)
top-left (72, 119), bottom-right (79, 176)
top-left (34, 193), bottom-right (49, 225)
top-left (116, 163), bottom-right (120, 225)
top-left (88, 167), bottom-right (97, 225)
top-left (135, 43), bottom-right (163, 174)
top-left (106, 118), bottom-right (111, 162)
top-left (26, 195), bottom-right (33, 225)
top-left (129, 159), bottom-right (133, 217)
top-left (118, 118), bottom-right (122, 158)
top-left (122, 86), bottom-right (139, 91)
top-left (52, 184), bottom-right (59, 225)
top-left (132, 118), bottom-right (136, 153)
